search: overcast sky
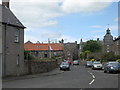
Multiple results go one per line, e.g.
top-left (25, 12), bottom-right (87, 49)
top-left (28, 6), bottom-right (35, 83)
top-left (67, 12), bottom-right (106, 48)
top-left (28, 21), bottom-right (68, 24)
top-left (1, 0), bottom-right (119, 43)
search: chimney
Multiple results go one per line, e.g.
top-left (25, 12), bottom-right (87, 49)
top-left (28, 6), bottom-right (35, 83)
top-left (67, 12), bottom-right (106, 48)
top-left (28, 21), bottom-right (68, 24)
top-left (2, 0), bottom-right (10, 8)
top-left (97, 38), bottom-right (99, 41)
top-left (75, 41), bottom-right (77, 44)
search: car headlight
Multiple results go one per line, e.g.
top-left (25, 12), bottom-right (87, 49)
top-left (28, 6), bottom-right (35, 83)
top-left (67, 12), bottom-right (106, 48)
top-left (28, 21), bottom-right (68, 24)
top-left (66, 65), bottom-right (69, 67)
top-left (94, 65), bottom-right (97, 67)
top-left (110, 66), bottom-right (114, 69)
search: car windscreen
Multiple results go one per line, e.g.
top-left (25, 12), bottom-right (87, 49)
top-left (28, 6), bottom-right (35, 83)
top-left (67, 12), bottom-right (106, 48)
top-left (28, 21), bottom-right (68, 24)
top-left (61, 62), bottom-right (69, 65)
top-left (110, 63), bottom-right (120, 66)
top-left (87, 61), bottom-right (92, 64)
top-left (93, 62), bottom-right (101, 64)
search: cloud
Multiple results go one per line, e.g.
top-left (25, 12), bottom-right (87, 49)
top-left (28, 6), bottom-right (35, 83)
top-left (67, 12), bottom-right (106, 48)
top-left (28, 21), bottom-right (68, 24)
top-left (41, 31), bottom-right (62, 39)
top-left (9, 0), bottom-right (115, 29)
top-left (24, 28), bottom-right (63, 43)
top-left (91, 25), bottom-right (118, 35)
top-left (2, 0), bottom-right (117, 43)
top-left (11, 1), bottom-right (64, 28)
top-left (24, 35), bottom-right (39, 43)
top-left (61, 0), bottom-right (114, 14)
top-left (114, 17), bottom-right (120, 22)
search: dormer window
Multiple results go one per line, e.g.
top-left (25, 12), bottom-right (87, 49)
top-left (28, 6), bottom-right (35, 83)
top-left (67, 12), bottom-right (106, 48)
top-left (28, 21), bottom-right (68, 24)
top-left (14, 29), bottom-right (19, 43)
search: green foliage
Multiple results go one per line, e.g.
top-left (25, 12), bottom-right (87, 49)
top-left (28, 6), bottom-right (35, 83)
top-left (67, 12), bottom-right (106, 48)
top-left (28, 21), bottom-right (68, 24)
top-left (80, 50), bottom-right (91, 59)
top-left (116, 59), bottom-right (120, 62)
top-left (51, 56), bottom-right (56, 59)
top-left (83, 40), bottom-right (102, 52)
top-left (101, 52), bottom-right (118, 62)
top-left (24, 51), bottom-right (35, 60)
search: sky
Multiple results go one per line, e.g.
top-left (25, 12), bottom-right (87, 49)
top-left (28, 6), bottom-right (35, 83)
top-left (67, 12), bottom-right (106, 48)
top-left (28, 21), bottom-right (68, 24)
top-left (1, 0), bottom-right (120, 43)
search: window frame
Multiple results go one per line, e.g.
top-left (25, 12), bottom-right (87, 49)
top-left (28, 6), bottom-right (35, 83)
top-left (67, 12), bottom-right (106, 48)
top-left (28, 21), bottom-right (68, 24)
top-left (14, 29), bottom-right (20, 43)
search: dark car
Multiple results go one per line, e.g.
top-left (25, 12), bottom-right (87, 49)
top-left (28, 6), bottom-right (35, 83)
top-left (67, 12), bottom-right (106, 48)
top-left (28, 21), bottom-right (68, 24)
top-left (85, 61), bottom-right (93, 67)
top-left (60, 62), bottom-right (70, 70)
top-left (104, 62), bottom-right (120, 73)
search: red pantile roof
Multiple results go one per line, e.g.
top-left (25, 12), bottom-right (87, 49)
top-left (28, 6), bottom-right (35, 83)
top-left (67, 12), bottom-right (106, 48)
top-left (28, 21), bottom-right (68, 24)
top-left (24, 43), bottom-right (63, 51)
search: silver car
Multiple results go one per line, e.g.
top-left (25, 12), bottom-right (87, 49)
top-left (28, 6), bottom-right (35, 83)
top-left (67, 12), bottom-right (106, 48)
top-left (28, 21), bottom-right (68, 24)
top-left (60, 62), bottom-right (70, 70)
top-left (73, 60), bottom-right (79, 65)
top-left (92, 61), bottom-right (103, 70)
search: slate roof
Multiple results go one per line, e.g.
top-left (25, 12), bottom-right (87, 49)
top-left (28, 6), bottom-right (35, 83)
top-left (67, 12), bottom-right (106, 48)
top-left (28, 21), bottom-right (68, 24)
top-left (0, 4), bottom-right (25, 28)
top-left (24, 43), bottom-right (63, 51)
top-left (114, 36), bottom-right (120, 41)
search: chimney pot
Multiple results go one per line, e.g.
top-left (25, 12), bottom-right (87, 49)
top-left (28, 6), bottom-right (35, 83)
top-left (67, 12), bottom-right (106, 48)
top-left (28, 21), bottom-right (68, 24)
top-left (2, 0), bottom-right (10, 8)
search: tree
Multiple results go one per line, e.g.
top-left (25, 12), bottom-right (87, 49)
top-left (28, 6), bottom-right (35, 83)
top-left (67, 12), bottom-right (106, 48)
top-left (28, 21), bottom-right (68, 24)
top-left (80, 50), bottom-right (91, 59)
top-left (101, 52), bottom-right (120, 62)
top-left (83, 40), bottom-right (102, 52)
top-left (24, 51), bottom-right (34, 60)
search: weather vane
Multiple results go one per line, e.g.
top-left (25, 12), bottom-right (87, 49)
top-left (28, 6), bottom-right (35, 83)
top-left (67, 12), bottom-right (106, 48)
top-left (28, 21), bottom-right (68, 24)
top-left (107, 24), bottom-right (109, 29)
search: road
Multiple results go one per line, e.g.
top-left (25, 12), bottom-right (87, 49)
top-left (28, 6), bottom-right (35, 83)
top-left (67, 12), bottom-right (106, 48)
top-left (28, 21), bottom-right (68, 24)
top-left (3, 64), bottom-right (119, 88)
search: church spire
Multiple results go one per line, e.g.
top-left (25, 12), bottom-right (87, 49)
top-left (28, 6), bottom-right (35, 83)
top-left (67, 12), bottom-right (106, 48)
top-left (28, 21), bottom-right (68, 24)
top-left (106, 27), bottom-right (111, 34)
top-left (106, 24), bottom-right (111, 34)
top-left (80, 38), bottom-right (82, 42)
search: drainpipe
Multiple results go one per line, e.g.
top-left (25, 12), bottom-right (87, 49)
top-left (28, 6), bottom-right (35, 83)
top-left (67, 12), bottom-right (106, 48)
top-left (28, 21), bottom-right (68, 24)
top-left (3, 24), bottom-right (7, 77)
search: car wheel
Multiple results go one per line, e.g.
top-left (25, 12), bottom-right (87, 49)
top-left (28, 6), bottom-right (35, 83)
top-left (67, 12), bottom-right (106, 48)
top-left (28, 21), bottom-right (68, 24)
top-left (104, 70), bottom-right (107, 73)
top-left (107, 70), bottom-right (110, 73)
top-left (60, 68), bottom-right (62, 70)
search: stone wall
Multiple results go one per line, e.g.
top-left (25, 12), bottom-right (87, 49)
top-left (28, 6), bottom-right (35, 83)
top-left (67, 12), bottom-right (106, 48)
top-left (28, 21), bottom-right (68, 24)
top-left (24, 61), bottom-right (58, 74)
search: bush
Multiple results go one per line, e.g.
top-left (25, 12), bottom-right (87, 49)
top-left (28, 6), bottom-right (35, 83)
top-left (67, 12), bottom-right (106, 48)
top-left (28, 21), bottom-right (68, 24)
top-left (24, 51), bottom-right (35, 60)
top-left (116, 59), bottom-right (120, 62)
top-left (101, 52), bottom-right (120, 63)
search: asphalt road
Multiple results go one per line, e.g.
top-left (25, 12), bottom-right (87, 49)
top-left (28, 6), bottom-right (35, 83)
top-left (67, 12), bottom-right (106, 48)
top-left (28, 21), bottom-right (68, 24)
top-left (3, 64), bottom-right (119, 88)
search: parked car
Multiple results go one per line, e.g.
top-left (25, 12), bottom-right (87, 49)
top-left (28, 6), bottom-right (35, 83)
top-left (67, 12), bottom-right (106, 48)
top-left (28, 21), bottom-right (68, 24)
top-left (92, 61), bottom-right (103, 70)
top-left (60, 62), bottom-right (70, 70)
top-left (85, 61), bottom-right (93, 67)
top-left (73, 60), bottom-right (79, 65)
top-left (67, 60), bottom-right (72, 65)
top-left (104, 62), bottom-right (120, 73)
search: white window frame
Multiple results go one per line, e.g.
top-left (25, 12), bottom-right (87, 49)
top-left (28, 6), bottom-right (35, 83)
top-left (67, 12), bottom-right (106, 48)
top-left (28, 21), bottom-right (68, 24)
top-left (17, 54), bottom-right (20, 66)
top-left (14, 30), bottom-right (19, 43)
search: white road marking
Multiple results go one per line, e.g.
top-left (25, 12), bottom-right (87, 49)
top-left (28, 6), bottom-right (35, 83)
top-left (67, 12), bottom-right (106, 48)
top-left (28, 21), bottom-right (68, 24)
top-left (90, 73), bottom-right (95, 79)
top-left (89, 79), bottom-right (95, 85)
top-left (89, 72), bottom-right (95, 85)
top-left (92, 75), bottom-right (95, 79)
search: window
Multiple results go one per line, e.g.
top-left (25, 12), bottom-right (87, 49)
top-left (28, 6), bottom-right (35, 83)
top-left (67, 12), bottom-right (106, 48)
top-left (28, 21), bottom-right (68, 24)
top-left (35, 51), bottom-right (39, 57)
top-left (17, 54), bottom-right (20, 66)
top-left (44, 52), bottom-right (48, 58)
top-left (80, 46), bottom-right (82, 49)
top-left (14, 30), bottom-right (19, 42)
top-left (54, 51), bottom-right (56, 56)
top-left (44, 54), bottom-right (47, 58)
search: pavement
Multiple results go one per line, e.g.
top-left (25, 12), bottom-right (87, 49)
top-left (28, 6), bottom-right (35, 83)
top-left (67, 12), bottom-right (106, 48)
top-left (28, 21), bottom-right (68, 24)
top-left (3, 68), bottom-right (64, 82)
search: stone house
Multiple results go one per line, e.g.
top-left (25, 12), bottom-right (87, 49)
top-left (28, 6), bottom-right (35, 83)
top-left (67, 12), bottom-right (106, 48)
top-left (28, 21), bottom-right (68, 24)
top-left (114, 36), bottom-right (120, 56)
top-left (24, 41), bottom-right (63, 59)
top-left (63, 41), bottom-right (78, 60)
top-left (79, 28), bottom-right (120, 59)
top-left (103, 28), bottom-right (114, 53)
top-left (0, 0), bottom-right (25, 77)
